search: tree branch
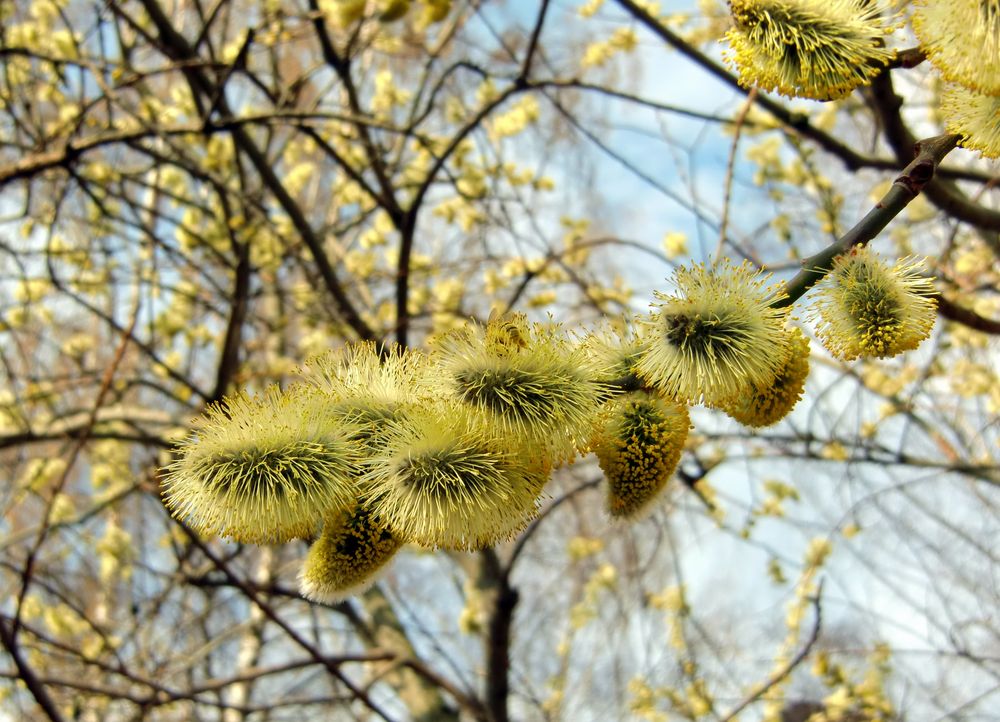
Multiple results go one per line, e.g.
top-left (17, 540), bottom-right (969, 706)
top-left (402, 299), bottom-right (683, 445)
top-left (868, 74), bottom-right (1000, 232)
top-left (480, 549), bottom-right (517, 722)
top-left (774, 134), bottom-right (961, 308)
top-left (174, 522), bottom-right (399, 722)
top-left (0, 618), bottom-right (66, 722)
top-left (131, 0), bottom-right (376, 341)
top-left (210, 238), bottom-right (251, 403)
top-left (935, 294), bottom-right (1000, 335)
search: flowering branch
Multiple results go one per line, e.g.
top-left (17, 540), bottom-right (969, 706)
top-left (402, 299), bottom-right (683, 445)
top-left (773, 133), bottom-right (962, 309)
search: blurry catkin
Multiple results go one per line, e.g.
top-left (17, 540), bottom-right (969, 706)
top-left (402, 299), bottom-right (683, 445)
top-left (940, 84), bottom-right (1000, 160)
top-left (915, 0), bottom-right (1000, 95)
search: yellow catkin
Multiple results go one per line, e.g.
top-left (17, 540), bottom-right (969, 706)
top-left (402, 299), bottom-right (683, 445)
top-left (592, 391), bottom-right (691, 519)
top-left (362, 403), bottom-right (547, 550)
top-left (722, 326), bottom-right (810, 427)
top-left (915, 0), bottom-right (1000, 95)
top-left (941, 84), bottom-right (1000, 160)
top-left (811, 246), bottom-right (937, 361)
top-left (162, 386), bottom-right (359, 543)
top-left (725, 0), bottom-right (896, 100)
top-left (300, 504), bottom-right (402, 603)
top-left (433, 313), bottom-right (606, 465)
top-left (637, 260), bottom-right (790, 407)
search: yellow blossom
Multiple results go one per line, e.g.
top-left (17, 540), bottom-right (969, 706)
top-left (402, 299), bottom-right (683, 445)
top-left (805, 536), bottom-right (833, 567)
top-left (433, 313), bottom-right (606, 463)
top-left (299, 504), bottom-right (402, 603)
top-left (811, 246), bottom-right (938, 360)
top-left (725, 0), bottom-right (896, 100)
top-left (361, 403), bottom-right (546, 550)
top-left (941, 84), bottom-right (1000, 160)
top-left (591, 391), bottom-right (691, 518)
top-left (637, 261), bottom-right (790, 406)
top-left (162, 386), bottom-right (360, 543)
top-left (915, 0), bottom-right (1000, 94)
top-left (721, 326), bottom-right (810, 427)
top-left (662, 231), bottom-right (688, 260)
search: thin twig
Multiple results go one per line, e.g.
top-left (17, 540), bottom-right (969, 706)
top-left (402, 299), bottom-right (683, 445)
top-left (175, 523), bottom-right (400, 722)
top-left (715, 88), bottom-right (756, 265)
top-left (719, 580), bottom-right (825, 722)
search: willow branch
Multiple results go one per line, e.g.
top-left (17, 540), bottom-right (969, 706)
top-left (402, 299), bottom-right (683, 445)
top-left (935, 294), bottom-right (1000, 335)
top-left (175, 522), bottom-right (398, 722)
top-left (869, 74), bottom-right (1000, 232)
top-left (773, 133), bottom-right (961, 309)
top-left (132, 0), bottom-right (376, 341)
top-left (0, 619), bottom-right (65, 722)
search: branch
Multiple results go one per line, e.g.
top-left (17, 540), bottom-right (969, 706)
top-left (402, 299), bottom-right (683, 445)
top-left (0, 112), bottom-right (390, 191)
top-left (868, 74), bottom-right (1000, 232)
top-left (613, 0), bottom-right (996, 186)
top-left (210, 238), bottom-right (251, 403)
top-left (774, 134), bottom-right (961, 308)
top-left (506, 478), bottom-right (602, 575)
top-left (132, 0), bottom-right (376, 341)
top-left (0, 127), bottom-right (154, 189)
top-left (0, 619), bottom-right (66, 722)
top-left (517, 0), bottom-right (551, 84)
top-left (362, 587), bottom-right (472, 721)
top-left (174, 521), bottom-right (399, 722)
top-left (719, 581), bottom-right (824, 722)
top-left (12, 296), bottom-right (140, 637)
top-left (935, 294), bottom-right (1000, 335)
top-left (480, 549), bottom-right (517, 722)
top-left (397, 84), bottom-right (526, 345)
top-left (306, 0), bottom-right (404, 222)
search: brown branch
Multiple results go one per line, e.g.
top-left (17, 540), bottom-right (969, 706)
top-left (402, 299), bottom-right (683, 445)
top-left (0, 127), bottom-right (152, 189)
top-left (773, 133), bottom-right (961, 308)
top-left (518, 0), bottom-right (551, 84)
top-left (174, 521), bottom-right (399, 722)
top-left (397, 84), bottom-right (526, 346)
top-left (0, 619), bottom-right (66, 721)
top-left (0, 427), bottom-right (170, 450)
top-left (1, 290), bottom-right (141, 720)
top-left (12, 295), bottom-right (140, 634)
top-left (869, 74), bottom-right (1000, 232)
top-left (361, 586), bottom-right (472, 721)
top-left (307, 0), bottom-right (404, 222)
top-left (716, 88), bottom-right (757, 261)
top-left (481, 549), bottom-right (517, 722)
top-left (130, 0), bottom-right (376, 341)
top-left (935, 294), bottom-right (1000, 335)
top-left (0, 111), bottom-right (403, 191)
top-left (210, 238), bottom-right (251, 403)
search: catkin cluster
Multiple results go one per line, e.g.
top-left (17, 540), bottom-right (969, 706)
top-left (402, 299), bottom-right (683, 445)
top-left (163, 250), bottom-right (937, 600)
